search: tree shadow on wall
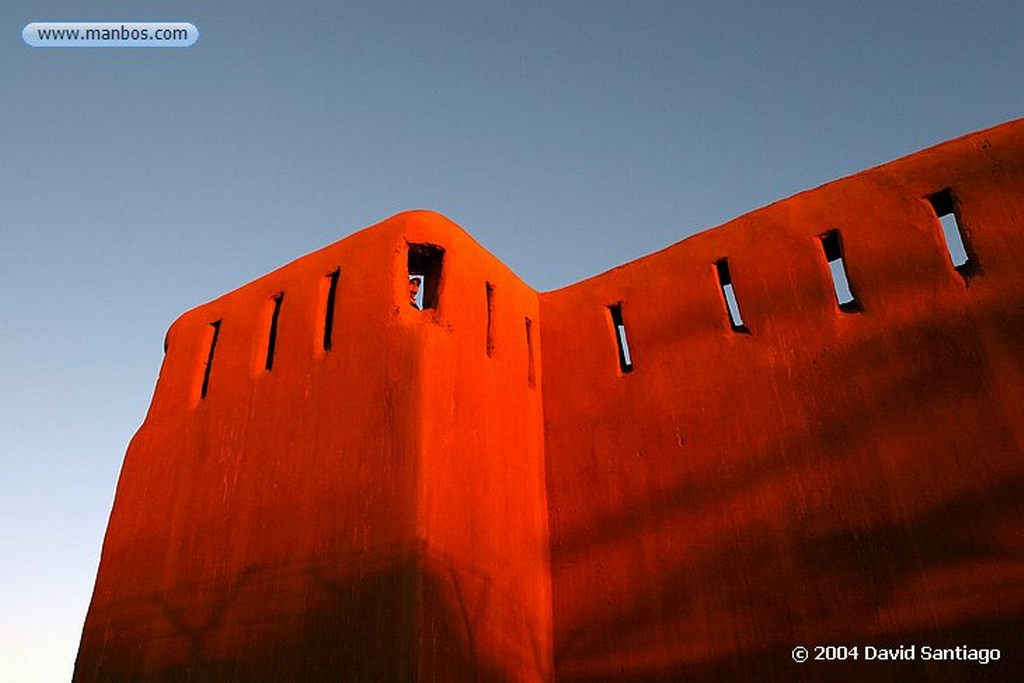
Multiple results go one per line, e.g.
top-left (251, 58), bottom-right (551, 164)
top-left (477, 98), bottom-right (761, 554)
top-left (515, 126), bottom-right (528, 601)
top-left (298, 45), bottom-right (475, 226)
top-left (550, 298), bottom-right (1024, 682)
top-left (75, 545), bottom-right (525, 682)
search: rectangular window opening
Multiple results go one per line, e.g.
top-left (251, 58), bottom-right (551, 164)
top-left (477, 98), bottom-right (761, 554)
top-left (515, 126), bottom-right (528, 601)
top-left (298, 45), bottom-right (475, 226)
top-left (200, 320), bottom-right (221, 400)
top-left (609, 303), bottom-right (634, 373)
top-left (819, 230), bottom-right (860, 312)
top-left (928, 188), bottom-right (973, 273)
top-left (715, 258), bottom-right (748, 332)
top-left (525, 317), bottom-right (536, 388)
top-left (265, 293), bottom-right (283, 371)
top-left (323, 268), bottom-right (340, 352)
top-left (408, 243), bottom-right (445, 310)
top-left (485, 282), bottom-right (495, 357)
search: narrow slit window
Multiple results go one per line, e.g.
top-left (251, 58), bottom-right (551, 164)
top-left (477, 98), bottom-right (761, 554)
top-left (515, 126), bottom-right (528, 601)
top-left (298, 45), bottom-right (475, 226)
top-left (485, 282), bottom-right (495, 357)
top-left (265, 293), bottom-right (283, 371)
top-left (323, 268), bottom-right (340, 351)
top-left (928, 188), bottom-right (973, 272)
top-left (609, 303), bottom-right (634, 373)
top-left (819, 230), bottom-right (860, 311)
top-left (407, 243), bottom-right (445, 310)
top-left (200, 320), bottom-right (221, 400)
top-left (525, 318), bottom-right (536, 388)
top-left (715, 258), bottom-right (748, 332)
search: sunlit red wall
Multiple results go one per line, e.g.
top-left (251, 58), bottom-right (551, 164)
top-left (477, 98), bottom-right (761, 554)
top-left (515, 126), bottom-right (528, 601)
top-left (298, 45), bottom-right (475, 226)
top-left (540, 121), bottom-right (1024, 681)
top-left (401, 217), bottom-right (552, 682)
top-left (75, 213), bottom-right (552, 681)
top-left (76, 120), bottom-right (1024, 682)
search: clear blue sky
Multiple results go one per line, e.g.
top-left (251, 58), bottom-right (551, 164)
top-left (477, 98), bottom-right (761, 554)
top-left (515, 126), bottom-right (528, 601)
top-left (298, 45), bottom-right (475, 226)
top-left (1, 2), bottom-right (1021, 679)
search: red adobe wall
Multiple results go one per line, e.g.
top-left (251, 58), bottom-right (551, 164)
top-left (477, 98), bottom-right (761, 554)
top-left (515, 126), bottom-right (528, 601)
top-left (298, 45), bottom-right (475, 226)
top-left (75, 212), bottom-right (552, 681)
top-left (402, 217), bottom-right (551, 681)
top-left (76, 119), bottom-right (1024, 681)
top-left (540, 120), bottom-right (1024, 681)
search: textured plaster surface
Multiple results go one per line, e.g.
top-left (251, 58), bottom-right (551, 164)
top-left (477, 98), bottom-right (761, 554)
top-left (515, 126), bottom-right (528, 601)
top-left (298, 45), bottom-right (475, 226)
top-left (76, 120), bottom-right (1024, 681)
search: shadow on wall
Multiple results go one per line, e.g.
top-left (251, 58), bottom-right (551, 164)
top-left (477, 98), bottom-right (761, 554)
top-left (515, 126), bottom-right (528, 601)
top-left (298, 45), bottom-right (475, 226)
top-left (549, 292), bottom-right (1024, 682)
top-left (75, 545), bottom-right (542, 683)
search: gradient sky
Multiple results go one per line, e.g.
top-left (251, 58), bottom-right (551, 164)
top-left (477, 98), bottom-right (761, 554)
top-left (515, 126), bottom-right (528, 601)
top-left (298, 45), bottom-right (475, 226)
top-left (2, 2), bottom-right (1022, 679)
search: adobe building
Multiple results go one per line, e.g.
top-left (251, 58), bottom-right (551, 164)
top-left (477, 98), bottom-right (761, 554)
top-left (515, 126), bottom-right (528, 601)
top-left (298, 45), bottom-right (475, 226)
top-left (76, 120), bottom-right (1024, 681)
